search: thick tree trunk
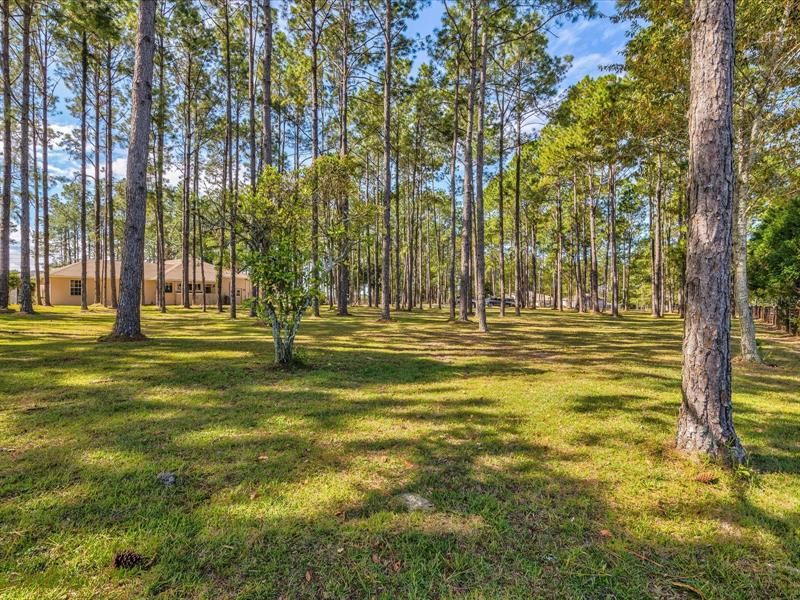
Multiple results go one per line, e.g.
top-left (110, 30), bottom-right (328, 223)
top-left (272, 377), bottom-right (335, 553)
top-left (18, 0), bottom-right (33, 313)
top-left (380, 0), bottom-right (392, 321)
top-left (111, 0), bottom-right (156, 339)
top-left (474, 21), bottom-right (488, 333)
top-left (0, 0), bottom-right (10, 310)
top-left (677, 0), bottom-right (745, 464)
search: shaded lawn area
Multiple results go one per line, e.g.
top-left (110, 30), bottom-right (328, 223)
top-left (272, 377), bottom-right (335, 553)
top-left (1, 306), bottom-right (798, 599)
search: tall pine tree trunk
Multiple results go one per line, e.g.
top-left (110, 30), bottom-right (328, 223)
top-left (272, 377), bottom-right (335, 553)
top-left (677, 0), bottom-right (745, 464)
top-left (609, 164), bottom-right (619, 317)
top-left (106, 43), bottom-right (117, 308)
top-left (474, 19), bottom-right (488, 332)
top-left (380, 0), bottom-right (392, 321)
top-left (18, 0), bottom-right (33, 313)
top-left (111, 0), bottom-right (156, 339)
top-left (732, 117), bottom-right (761, 362)
top-left (459, 1), bottom-right (477, 322)
top-left (94, 69), bottom-right (102, 305)
top-left (310, 0), bottom-right (320, 316)
top-left (448, 61), bottom-right (459, 321)
top-left (80, 32), bottom-right (88, 310)
top-left (0, 0), bottom-right (11, 310)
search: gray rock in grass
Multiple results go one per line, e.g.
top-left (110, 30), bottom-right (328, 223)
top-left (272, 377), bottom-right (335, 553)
top-left (392, 492), bottom-right (434, 512)
top-left (156, 472), bottom-right (177, 486)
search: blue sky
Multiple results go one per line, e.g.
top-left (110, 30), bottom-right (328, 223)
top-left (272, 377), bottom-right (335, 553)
top-left (13, 0), bottom-right (628, 270)
top-left (407, 0), bottom-right (627, 87)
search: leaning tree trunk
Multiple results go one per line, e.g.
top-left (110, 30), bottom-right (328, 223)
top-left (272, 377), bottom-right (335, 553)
top-left (111, 0), bottom-right (156, 340)
top-left (677, 0), bottom-right (745, 464)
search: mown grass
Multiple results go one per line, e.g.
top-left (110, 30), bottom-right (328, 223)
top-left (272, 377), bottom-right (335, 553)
top-left (0, 305), bottom-right (798, 599)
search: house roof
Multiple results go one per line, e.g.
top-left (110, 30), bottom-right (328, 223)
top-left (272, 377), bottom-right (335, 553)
top-left (50, 259), bottom-right (249, 282)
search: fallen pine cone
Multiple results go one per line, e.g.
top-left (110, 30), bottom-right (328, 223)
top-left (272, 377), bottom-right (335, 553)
top-left (113, 550), bottom-right (143, 569)
top-left (694, 471), bottom-right (718, 484)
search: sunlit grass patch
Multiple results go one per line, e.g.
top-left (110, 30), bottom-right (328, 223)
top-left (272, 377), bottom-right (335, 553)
top-left (1, 305), bottom-right (798, 598)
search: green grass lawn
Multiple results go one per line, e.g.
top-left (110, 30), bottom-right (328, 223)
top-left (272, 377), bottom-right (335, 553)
top-left (1, 305), bottom-right (798, 599)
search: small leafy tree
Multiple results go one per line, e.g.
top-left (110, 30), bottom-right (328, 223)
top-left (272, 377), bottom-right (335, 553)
top-left (241, 168), bottom-right (320, 365)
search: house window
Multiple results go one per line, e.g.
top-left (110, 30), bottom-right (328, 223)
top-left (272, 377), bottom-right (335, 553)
top-left (70, 280), bottom-right (81, 296)
top-left (177, 283), bottom-right (182, 292)
top-left (195, 283), bottom-right (202, 291)
top-left (164, 283), bottom-right (173, 293)
top-left (236, 289), bottom-right (241, 297)
top-left (204, 284), bottom-right (213, 294)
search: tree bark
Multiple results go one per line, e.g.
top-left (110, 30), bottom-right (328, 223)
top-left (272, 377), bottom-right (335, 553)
top-left (474, 17), bottom-right (488, 333)
top-left (572, 171), bottom-right (584, 312)
top-left (111, 0), bottom-right (156, 339)
top-left (732, 116), bottom-right (761, 362)
top-left (337, 0), bottom-right (351, 316)
top-left (587, 168), bottom-right (599, 313)
top-left (0, 0), bottom-right (10, 309)
top-left (380, 0), bottom-right (392, 321)
top-left (651, 155), bottom-right (663, 317)
top-left (106, 43), bottom-right (117, 308)
top-left (497, 105), bottom-right (506, 317)
top-left (677, 0), bottom-right (745, 464)
top-left (94, 69), bottom-right (102, 305)
top-left (18, 0), bottom-right (33, 313)
top-left (40, 26), bottom-right (51, 305)
top-left (459, 0), bottom-right (477, 322)
top-left (80, 32), bottom-right (88, 310)
top-left (513, 96), bottom-right (522, 316)
top-left (310, 0), bottom-right (320, 317)
top-left (448, 60), bottom-right (459, 321)
top-left (609, 163), bottom-right (619, 317)
top-left (554, 185), bottom-right (562, 311)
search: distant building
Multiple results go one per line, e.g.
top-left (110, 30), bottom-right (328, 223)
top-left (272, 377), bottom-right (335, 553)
top-left (43, 259), bottom-right (251, 306)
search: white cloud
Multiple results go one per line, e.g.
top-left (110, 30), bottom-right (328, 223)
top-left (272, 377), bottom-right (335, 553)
top-left (48, 123), bottom-right (77, 150)
top-left (112, 156), bottom-right (127, 178)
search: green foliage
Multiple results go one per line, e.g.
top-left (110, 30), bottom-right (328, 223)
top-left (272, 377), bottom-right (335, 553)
top-left (749, 194), bottom-right (800, 331)
top-left (241, 167), bottom-right (321, 364)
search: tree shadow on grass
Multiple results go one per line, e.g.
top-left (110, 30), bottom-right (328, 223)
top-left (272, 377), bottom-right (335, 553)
top-left (2, 307), bottom-right (799, 597)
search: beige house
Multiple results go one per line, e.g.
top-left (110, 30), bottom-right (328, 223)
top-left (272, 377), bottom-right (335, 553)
top-left (44, 259), bottom-right (251, 306)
